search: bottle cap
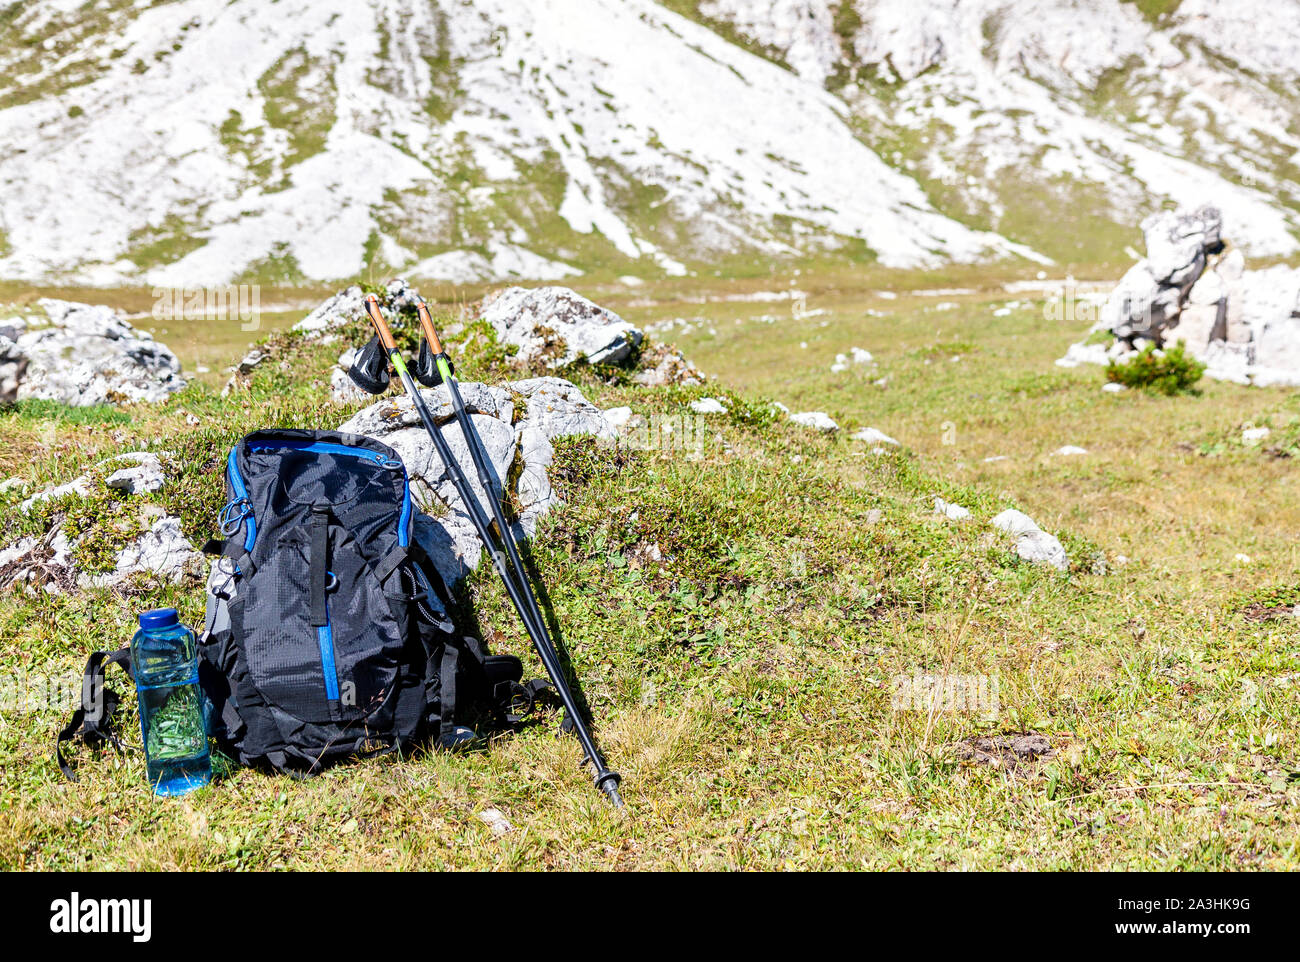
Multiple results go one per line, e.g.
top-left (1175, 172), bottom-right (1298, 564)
top-left (138, 608), bottom-right (180, 630)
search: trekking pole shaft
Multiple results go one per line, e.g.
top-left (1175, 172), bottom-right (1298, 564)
top-left (440, 373), bottom-right (622, 801)
top-left (363, 295), bottom-right (623, 807)
top-left (406, 370), bottom-right (619, 798)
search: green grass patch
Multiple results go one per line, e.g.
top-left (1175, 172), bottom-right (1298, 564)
top-left (5, 399), bottom-right (132, 425)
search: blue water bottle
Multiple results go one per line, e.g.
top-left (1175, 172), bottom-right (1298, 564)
top-left (131, 608), bottom-right (211, 796)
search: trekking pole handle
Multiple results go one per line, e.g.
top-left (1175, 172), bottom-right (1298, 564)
top-left (363, 294), bottom-right (398, 352)
top-left (414, 299), bottom-right (445, 355)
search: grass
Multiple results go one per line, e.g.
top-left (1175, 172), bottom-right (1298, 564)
top-left (256, 48), bottom-right (338, 171)
top-left (2, 263), bottom-right (1300, 870)
top-left (1123, 0), bottom-right (1184, 23)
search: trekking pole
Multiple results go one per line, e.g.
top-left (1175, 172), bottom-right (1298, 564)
top-left (360, 295), bottom-right (624, 809)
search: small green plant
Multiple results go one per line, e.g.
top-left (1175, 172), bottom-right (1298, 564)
top-left (451, 319), bottom-right (520, 382)
top-left (1105, 342), bottom-right (1205, 396)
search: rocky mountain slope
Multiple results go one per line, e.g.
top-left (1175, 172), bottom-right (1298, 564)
top-left (0, 0), bottom-right (1295, 285)
top-left (694, 0), bottom-right (1300, 262)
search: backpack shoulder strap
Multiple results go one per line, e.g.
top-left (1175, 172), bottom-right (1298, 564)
top-left (56, 647), bottom-right (135, 781)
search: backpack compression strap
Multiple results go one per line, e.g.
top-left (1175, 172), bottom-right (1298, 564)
top-left (56, 648), bottom-right (134, 781)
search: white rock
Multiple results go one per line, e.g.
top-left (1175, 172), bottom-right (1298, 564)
top-left (991, 509), bottom-right (1042, 538)
top-left (1056, 342), bottom-right (1110, 368)
top-left (87, 516), bottom-right (204, 587)
top-left (477, 808), bottom-right (513, 836)
top-left (20, 475), bottom-right (94, 512)
top-left (631, 343), bottom-right (704, 387)
top-left (1218, 249), bottom-right (1246, 282)
top-left (330, 366), bottom-right (372, 405)
top-left (103, 452), bottom-right (167, 495)
top-left (1014, 529), bottom-right (1070, 571)
top-left (12, 299), bottom-right (185, 406)
top-left (295, 280), bottom-right (419, 337)
top-left (933, 497), bottom-right (971, 521)
top-left (982, 455), bottom-right (1008, 462)
top-left (690, 397), bottom-right (727, 414)
top-left (237, 349), bottom-right (267, 375)
top-left (0, 528), bottom-right (76, 592)
top-left (603, 406), bottom-right (634, 431)
top-left (340, 382), bottom-right (514, 438)
top-left (1142, 206), bottom-right (1220, 288)
top-left (1242, 426), bottom-right (1270, 444)
top-left (0, 335), bottom-right (26, 404)
top-left (1051, 445), bottom-right (1088, 456)
top-left (515, 423), bottom-right (557, 537)
top-left (480, 286), bottom-right (642, 368)
top-left (850, 347), bottom-right (874, 364)
top-left (791, 411), bottom-right (838, 432)
top-left (850, 426), bottom-right (899, 445)
top-left (1188, 270), bottom-right (1225, 306)
top-left (513, 377), bottom-right (615, 440)
top-left (991, 509), bottom-right (1068, 571)
top-left (1101, 382), bottom-right (1127, 393)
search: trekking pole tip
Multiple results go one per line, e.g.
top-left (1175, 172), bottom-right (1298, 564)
top-left (595, 771), bottom-right (625, 810)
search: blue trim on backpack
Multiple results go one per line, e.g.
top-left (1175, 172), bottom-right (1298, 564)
top-left (226, 448), bottom-right (257, 552)
top-left (248, 439), bottom-right (392, 463)
top-left (398, 481), bottom-right (411, 548)
top-left (317, 607), bottom-right (340, 702)
top-left (245, 439), bottom-right (411, 548)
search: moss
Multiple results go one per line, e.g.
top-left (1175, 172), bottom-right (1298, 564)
top-left (64, 493), bottom-right (148, 575)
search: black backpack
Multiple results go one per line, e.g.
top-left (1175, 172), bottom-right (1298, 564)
top-left (58, 429), bottom-right (553, 780)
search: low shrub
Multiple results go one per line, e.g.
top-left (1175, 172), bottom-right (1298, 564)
top-left (1106, 342), bottom-right (1205, 395)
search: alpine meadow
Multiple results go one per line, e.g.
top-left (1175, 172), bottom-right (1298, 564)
top-left (1, 0), bottom-right (1299, 886)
